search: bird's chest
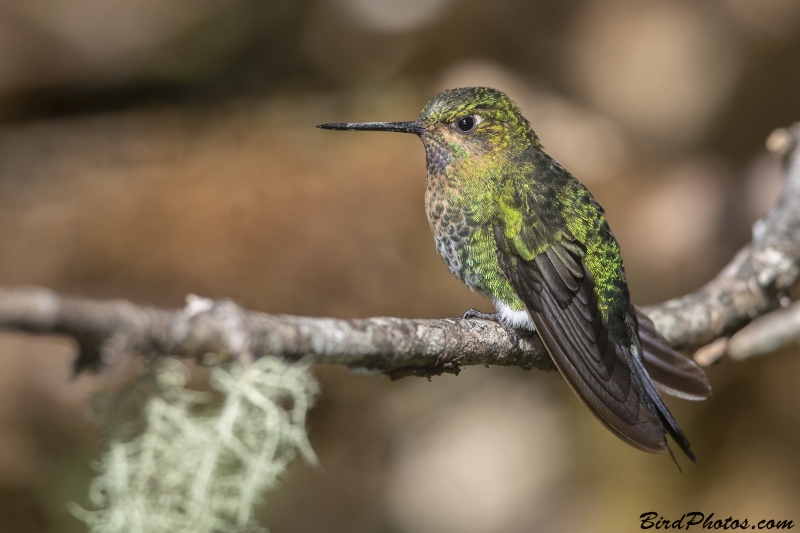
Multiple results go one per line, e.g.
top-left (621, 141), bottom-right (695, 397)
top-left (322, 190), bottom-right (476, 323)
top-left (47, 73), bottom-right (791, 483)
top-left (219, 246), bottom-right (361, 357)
top-left (424, 173), bottom-right (476, 283)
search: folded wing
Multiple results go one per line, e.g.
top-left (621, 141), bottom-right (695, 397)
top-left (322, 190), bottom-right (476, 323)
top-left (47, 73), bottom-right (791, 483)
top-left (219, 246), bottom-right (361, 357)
top-left (494, 226), bottom-right (699, 459)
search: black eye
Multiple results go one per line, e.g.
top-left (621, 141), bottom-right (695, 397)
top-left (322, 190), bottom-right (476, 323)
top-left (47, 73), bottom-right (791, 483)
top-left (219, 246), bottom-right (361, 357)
top-left (456, 116), bottom-right (476, 133)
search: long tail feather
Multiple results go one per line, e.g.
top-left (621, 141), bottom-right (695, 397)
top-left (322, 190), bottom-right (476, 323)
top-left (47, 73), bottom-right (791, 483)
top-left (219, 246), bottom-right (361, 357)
top-left (635, 307), bottom-right (712, 401)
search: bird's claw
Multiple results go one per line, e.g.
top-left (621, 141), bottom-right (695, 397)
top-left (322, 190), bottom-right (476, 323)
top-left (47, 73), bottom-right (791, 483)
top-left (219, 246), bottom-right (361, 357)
top-left (462, 307), bottom-right (494, 321)
top-left (461, 308), bottom-right (521, 349)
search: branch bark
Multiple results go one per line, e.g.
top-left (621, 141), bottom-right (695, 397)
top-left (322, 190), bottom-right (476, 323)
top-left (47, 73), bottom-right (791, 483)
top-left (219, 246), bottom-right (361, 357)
top-left (1, 125), bottom-right (799, 377)
top-left (0, 289), bottom-right (553, 378)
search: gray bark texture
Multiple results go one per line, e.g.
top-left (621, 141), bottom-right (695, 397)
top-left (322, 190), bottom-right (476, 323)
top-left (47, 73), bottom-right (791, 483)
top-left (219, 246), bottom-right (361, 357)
top-left (1, 125), bottom-right (799, 377)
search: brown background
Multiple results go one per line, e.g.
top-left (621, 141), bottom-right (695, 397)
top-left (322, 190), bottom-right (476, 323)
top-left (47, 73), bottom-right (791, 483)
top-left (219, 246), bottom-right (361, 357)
top-left (0, 0), bottom-right (799, 531)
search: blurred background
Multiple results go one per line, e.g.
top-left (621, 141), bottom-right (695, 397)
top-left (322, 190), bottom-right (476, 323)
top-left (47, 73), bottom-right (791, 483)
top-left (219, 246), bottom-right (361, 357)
top-left (0, 0), bottom-right (799, 530)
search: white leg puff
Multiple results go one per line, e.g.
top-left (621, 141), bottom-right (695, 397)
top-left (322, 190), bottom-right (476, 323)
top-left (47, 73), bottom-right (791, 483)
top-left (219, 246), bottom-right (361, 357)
top-left (493, 300), bottom-right (535, 331)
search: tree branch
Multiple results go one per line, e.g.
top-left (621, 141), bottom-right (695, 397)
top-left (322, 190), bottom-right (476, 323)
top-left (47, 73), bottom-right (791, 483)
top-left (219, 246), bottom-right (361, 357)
top-left (1, 125), bottom-right (799, 376)
top-left (0, 289), bottom-right (553, 377)
top-left (644, 124), bottom-right (800, 360)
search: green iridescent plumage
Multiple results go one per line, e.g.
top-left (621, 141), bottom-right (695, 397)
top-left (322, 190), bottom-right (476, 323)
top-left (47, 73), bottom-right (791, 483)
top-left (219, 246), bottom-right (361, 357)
top-left (319, 87), bottom-right (711, 462)
top-left (417, 89), bottom-right (628, 325)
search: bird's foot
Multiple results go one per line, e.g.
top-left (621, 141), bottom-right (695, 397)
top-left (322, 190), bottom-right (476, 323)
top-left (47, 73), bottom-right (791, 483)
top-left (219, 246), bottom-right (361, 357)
top-left (462, 308), bottom-right (521, 348)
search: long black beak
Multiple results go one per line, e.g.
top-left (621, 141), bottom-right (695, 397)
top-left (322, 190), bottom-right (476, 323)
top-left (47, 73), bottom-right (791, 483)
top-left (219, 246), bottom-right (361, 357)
top-left (317, 121), bottom-right (425, 135)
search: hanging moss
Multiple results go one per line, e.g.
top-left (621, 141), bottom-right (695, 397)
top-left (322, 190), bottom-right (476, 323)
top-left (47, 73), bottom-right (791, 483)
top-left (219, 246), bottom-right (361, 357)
top-left (71, 357), bottom-right (319, 533)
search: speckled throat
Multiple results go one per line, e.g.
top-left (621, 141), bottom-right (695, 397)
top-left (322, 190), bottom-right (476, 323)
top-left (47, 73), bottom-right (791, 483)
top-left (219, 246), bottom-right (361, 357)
top-left (423, 133), bottom-right (469, 282)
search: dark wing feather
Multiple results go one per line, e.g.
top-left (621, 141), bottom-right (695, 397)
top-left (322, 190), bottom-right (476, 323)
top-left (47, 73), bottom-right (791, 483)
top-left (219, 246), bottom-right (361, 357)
top-left (635, 307), bottom-right (712, 401)
top-left (495, 227), bottom-right (668, 453)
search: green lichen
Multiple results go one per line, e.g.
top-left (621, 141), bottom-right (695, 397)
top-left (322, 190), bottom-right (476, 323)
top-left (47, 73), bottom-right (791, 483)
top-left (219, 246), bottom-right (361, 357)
top-left (71, 357), bottom-right (318, 533)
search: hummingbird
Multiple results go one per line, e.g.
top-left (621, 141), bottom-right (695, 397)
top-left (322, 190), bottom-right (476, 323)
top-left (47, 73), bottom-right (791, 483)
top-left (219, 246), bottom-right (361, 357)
top-left (319, 87), bottom-right (711, 461)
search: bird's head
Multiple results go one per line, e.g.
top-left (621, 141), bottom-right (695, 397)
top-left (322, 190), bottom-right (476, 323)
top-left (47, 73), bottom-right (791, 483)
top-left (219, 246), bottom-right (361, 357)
top-left (318, 87), bottom-right (538, 171)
